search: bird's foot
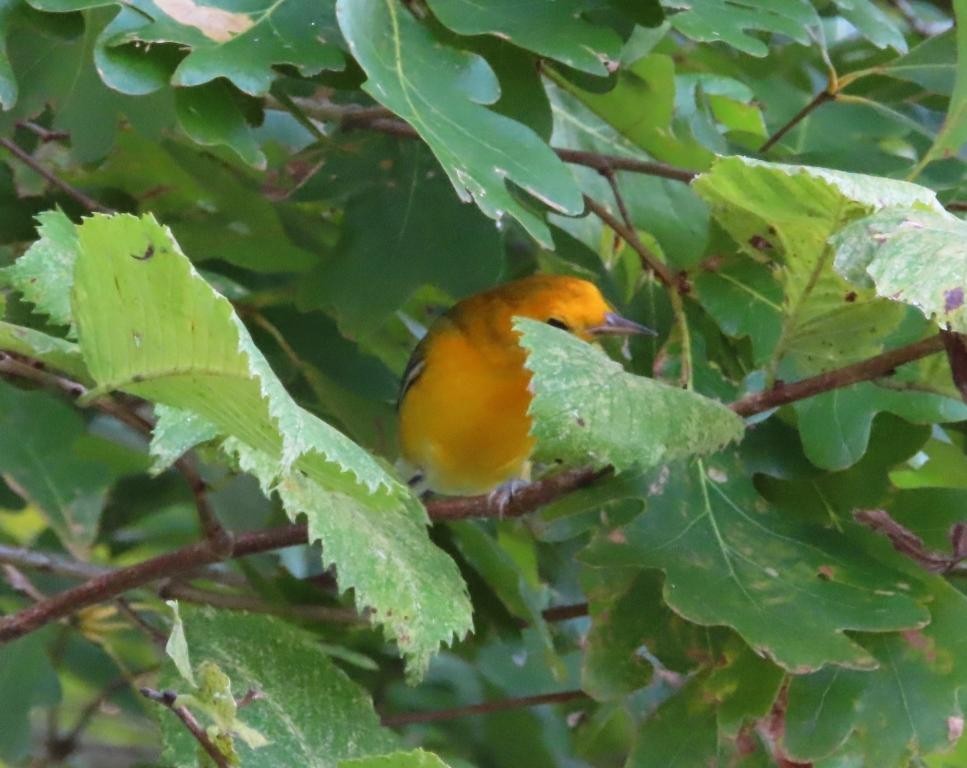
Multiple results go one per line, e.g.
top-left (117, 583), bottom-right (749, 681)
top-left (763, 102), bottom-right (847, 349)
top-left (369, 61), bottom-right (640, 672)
top-left (487, 478), bottom-right (531, 518)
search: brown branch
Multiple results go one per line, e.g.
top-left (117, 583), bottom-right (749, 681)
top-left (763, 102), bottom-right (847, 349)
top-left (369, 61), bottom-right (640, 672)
top-left (173, 456), bottom-right (233, 556)
top-left (0, 137), bottom-right (112, 213)
top-left (854, 509), bottom-right (967, 573)
top-left (140, 688), bottom-right (230, 768)
top-left (539, 602), bottom-right (589, 623)
top-left (555, 148), bottom-right (696, 183)
top-left (426, 467), bottom-right (609, 521)
top-left (730, 334), bottom-right (946, 416)
top-left (380, 689), bottom-right (587, 727)
top-left (948, 202), bottom-right (967, 212)
top-left (759, 90), bottom-right (834, 153)
top-left (583, 194), bottom-right (677, 288)
top-left (941, 330), bottom-right (967, 401)
top-left (16, 121), bottom-right (70, 143)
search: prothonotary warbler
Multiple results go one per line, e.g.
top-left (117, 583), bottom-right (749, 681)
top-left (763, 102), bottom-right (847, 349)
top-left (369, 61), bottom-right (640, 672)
top-left (398, 275), bottom-right (654, 497)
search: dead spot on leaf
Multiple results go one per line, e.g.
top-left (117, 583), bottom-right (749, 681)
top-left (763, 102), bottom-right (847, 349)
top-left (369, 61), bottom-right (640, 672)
top-left (817, 564), bottom-right (835, 581)
top-left (948, 716), bottom-right (964, 743)
top-left (901, 629), bottom-right (938, 663)
top-left (844, 291), bottom-right (857, 303)
top-left (944, 287), bottom-right (964, 313)
top-left (155, 0), bottom-right (253, 42)
top-left (607, 529), bottom-right (626, 544)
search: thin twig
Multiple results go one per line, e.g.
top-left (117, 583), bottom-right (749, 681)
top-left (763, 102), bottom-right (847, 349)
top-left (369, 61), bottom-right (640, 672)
top-left (941, 330), bottom-right (967, 401)
top-left (730, 334), bottom-right (946, 416)
top-left (0, 137), bottom-right (112, 213)
top-left (759, 90), bottom-right (834, 153)
top-left (16, 121), bottom-right (70, 143)
top-left (140, 688), bottom-right (230, 768)
top-left (62, 670), bottom-right (155, 748)
top-left (1, 564), bottom-right (46, 602)
top-left (583, 194), bottom-right (677, 288)
top-left (286, 98), bottom-right (698, 184)
top-left (173, 456), bottom-right (233, 556)
top-left (854, 509), bottom-right (967, 573)
top-left (380, 689), bottom-right (588, 727)
top-left (948, 202), bottom-right (967, 212)
top-left (114, 597), bottom-right (167, 645)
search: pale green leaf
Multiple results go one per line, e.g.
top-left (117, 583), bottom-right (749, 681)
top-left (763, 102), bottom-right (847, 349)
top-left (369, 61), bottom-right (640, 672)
top-left (158, 606), bottom-right (398, 767)
top-left (516, 318), bottom-right (744, 472)
top-left (149, 404), bottom-right (219, 476)
top-left (0, 633), bottom-right (61, 762)
top-left (4, 209), bottom-right (79, 331)
top-left (71, 213), bottom-right (401, 501)
top-left (582, 454), bottom-right (930, 672)
top-left (165, 600), bottom-right (196, 687)
top-left (0, 321), bottom-right (88, 381)
top-left (832, 207), bottom-right (967, 333)
top-left (336, 0), bottom-right (583, 246)
top-left (228, 440), bottom-right (472, 681)
top-left (694, 156), bottom-right (942, 375)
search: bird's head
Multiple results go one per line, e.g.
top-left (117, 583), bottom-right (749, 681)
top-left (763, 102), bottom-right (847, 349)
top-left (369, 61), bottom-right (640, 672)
top-left (505, 275), bottom-right (655, 342)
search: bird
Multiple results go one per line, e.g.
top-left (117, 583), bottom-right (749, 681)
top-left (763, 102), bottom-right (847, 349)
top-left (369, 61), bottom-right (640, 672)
top-left (397, 274), bottom-right (654, 498)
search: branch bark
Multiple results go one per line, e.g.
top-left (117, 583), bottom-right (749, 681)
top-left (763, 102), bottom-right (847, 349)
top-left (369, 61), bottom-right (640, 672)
top-left (730, 334), bottom-right (946, 416)
top-left (759, 89), bottom-right (834, 153)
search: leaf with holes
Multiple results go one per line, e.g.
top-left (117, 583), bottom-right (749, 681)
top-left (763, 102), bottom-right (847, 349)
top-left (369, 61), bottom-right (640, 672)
top-left (336, 0), bottom-right (583, 246)
top-left (581, 452), bottom-right (929, 672)
top-left (693, 156), bottom-right (942, 376)
top-left (833, 207), bottom-right (967, 333)
top-left (516, 318), bottom-right (744, 472)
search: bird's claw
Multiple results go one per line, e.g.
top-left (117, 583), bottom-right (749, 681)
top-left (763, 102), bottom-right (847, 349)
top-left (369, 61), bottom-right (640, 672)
top-left (487, 478), bottom-right (531, 518)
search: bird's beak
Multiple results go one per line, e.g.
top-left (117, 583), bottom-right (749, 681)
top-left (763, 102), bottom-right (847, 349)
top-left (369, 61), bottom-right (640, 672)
top-left (589, 312), bottom-right (657, 337)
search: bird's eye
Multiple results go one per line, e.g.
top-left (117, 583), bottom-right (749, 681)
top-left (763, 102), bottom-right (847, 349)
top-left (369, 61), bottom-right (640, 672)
top-left (546, 318), bottom-right (570, 331)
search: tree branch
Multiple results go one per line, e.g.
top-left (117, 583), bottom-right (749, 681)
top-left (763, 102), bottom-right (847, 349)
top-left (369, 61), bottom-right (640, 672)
top-left (140, 688), bottom-right (230, 768)
top-left (0, 137), bottom-right (112, 213)
top-left (759, 89), bottom-right (835, 153)
top-left (730, 334), bottom-right (946, 416)
top-left (854, 509), bottom-right (967, 574)
top-left (583, 194), bottom-right (677, 288)
top-left (380, 689), bottom-right (587, 727)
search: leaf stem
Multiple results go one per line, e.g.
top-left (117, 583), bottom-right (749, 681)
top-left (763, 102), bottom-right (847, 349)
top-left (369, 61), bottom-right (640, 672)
top-left (140, 687), bottom-right (231, 768)
top-left (0, 138), bottom-right (113, 214)
top-left (759, 89), bottom-right (835, 153)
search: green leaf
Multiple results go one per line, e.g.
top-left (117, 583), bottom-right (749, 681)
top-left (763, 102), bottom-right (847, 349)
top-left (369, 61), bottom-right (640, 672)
top-left (0, 0), bottom-right (17, 109)
top-left (0, 321), bottom-right (87, 380)
top-left (832, 0), bottom-right (906, 52)
top-left (832, 207), bottom-right (967, 333)
top-left (516, 318), bottom-right (744, 472)
top-left (71, 213), bottom-right (399, 501)
top-left (70, 213), bottom-right (471, 676)
top-left (694, 257), bottom-right (783, 364)
top-left (110, 0), bottom-right (344, 96)
top-left (660, 0), bottom-right (818, 57)
top-left (0, 633), bottom-right (60, 762)
top-left (336, 0), bottom-right (583, 246)
top-left (879, 30), bottom-right (957, 94)
top-left (158, 605), bottom-right (398, 767)
top-left (229, 440), bottom-right (472, 681)
top-left (582, 453), bottom-right (930, 672)
top-left (149, 404), bottom-right (219, 476)
top-left (0, 382), bottom-right (118, 553)
top-left (164, 600), bottom-right (196, 686)
top-left (785, 578), bottom-right (967, 767)
top-left (913, 0), bottom-right (967, 172)
top-left (300, 140), bottom-right (502, 336)
top-left (793, 381), bottom-right (967, 470)
top-left (341, 749), bottom-right (455, 768)
top-left (175, 80), bottom-right (265, 169)
top-left (4, 209), bottom-right (79, 331)
top-left (694, 156), bottom-right (942, 375)
top-left (425, 0), bottom-right (622, 76)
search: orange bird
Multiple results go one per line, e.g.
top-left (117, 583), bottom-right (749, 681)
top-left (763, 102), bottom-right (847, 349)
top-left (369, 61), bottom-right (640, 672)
top-left (397, 275), bottom-right (654, 496)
